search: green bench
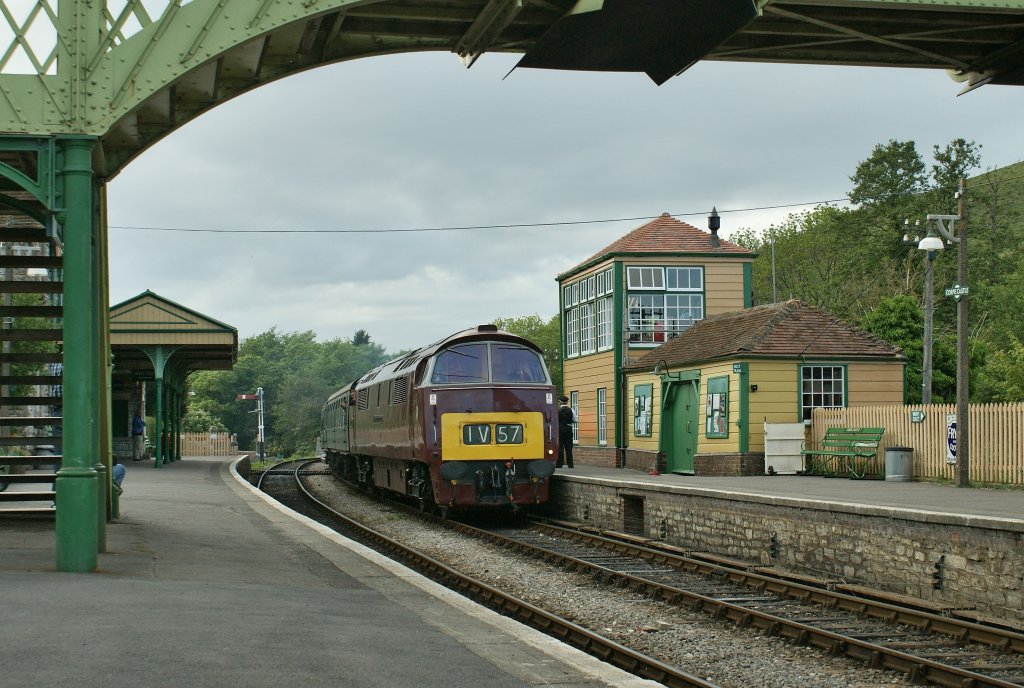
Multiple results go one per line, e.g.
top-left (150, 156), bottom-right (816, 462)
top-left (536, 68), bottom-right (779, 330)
top-left (801, 426), bottom-right (885, 479)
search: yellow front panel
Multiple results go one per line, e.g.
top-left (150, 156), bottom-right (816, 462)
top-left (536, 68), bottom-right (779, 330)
top-left (441, 412), bottom-right (544, 461)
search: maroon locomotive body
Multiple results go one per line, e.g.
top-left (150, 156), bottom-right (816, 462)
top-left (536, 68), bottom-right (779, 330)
top-left (321, 325), bottom-right (558, 513)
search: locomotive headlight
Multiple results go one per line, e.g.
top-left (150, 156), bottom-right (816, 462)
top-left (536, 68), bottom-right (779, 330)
top-left (548, 449), bottom-right (554, 455)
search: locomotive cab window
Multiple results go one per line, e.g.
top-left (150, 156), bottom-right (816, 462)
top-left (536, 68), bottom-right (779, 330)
top-left (431, 344), bottom-right (488, 384)
top-left (491, 345), bottom-right (546, 383)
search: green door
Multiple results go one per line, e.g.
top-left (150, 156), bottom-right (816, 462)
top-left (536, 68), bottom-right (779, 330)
top-left (665, 380), bottom-right (699, 474)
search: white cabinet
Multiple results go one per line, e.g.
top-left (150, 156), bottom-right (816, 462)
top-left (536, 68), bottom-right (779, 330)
top-left (764, 422), bottom-right (806, 475)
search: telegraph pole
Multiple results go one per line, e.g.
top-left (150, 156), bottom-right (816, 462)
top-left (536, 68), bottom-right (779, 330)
top-left (955, 180), bottom-right (969, 487)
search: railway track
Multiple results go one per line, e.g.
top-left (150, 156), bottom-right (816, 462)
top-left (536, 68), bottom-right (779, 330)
top-left (462, 523), bottom-right (1024, 688)
top-left (258, 460), bottom-right (720, 688)
top-left (262, 459), bottom-right (1024, 687)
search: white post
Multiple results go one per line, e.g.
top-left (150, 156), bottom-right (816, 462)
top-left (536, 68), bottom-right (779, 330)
top-left (257, 386), bottom-right (265, 460)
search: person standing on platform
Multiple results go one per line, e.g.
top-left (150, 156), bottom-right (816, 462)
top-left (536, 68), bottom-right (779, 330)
top-left (557, 395), bottom-right (576, 469)
top-left (131, 411), bottom-right (146, 461)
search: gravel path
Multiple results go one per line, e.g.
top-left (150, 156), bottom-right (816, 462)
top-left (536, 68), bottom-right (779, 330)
top-left (304, 470), bottom-right (911, 688)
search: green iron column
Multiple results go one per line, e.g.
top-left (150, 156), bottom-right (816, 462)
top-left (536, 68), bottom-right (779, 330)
top-left (140, 345), bottom-right (178, 468)
top-left (92, 179), bottom-right (108, 548)
top-left (169, 382), bottom-right (180, 462)
top-left (154, 377), bottom-right (164, 466)
top-left (56, 136), bottom-right (99, 572)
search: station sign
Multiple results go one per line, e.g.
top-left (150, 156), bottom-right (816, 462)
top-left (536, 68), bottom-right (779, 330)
top-left (910, 410), bottom-right (926, 423)
top-left (944, 284), bottom-right (969, 301)
top-left (236, 394), bottom-right (258, 400)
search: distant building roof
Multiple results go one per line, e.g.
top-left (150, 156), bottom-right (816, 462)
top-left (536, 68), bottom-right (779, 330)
top-left (109, 290), bottom-right (238, 373)
top-left (627, 300), bottom-right (904, 371)
top-left (559, 212), bottom-right (755, 281)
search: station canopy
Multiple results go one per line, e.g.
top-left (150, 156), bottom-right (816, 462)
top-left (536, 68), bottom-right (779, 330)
top-left (110, 291), bottom-right (237, 380)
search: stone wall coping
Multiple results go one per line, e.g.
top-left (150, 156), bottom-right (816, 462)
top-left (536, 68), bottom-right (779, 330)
top-left (559, 473), bottom-right (1024, 535)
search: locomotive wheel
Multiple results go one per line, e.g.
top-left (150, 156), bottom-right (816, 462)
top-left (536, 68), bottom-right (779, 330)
top-left (438, 505), bottom-right (449, 520)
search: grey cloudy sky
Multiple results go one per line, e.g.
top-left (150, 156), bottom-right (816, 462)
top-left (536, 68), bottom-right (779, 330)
top-left (106, 52), bottom-right (1023, 353)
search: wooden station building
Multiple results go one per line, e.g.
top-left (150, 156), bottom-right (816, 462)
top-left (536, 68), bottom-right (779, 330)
top-left (557, 213), bottom-right (906, 475)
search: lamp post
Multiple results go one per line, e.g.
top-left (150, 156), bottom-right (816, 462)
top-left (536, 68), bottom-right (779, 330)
top-left (918, 178), bottom-right (968, 487)
top-left (903, 220), bottom-right (943, 404)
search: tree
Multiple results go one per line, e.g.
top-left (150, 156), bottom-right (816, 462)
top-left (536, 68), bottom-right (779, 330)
top-left (352, 329), bottom-right (371, 346)
top-left (976, 335), bottom-right (1024, 402)
top-left (187, 328), bottom-right (389, 456)
top-left (493, 314), bottom-right (562, 391)
top-left (930, 138), bottom-right (981, 214)
top-left (181, 406), bottom-right (226, 433)
top-left (860, 296), bottom-right (926, 403)
top-left (849, 139), bottom-right (927, 205)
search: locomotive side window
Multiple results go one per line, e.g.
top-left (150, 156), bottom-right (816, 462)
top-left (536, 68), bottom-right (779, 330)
top-left (431, 344), bottom-right (488, 384)
top-left (491, 345), bottom-right (546, 383)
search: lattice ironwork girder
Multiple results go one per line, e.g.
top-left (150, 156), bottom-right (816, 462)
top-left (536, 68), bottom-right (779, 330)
top-left (2, 0), bottom-right (1024, 180)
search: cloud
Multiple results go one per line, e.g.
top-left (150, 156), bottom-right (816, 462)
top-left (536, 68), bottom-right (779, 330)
top-left (106, 52), bottom-right (1023, 352)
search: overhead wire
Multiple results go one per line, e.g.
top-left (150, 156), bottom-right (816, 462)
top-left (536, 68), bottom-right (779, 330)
top-left (107, 197), bottom-right (850, 234)
top-left (106, 170), bottom-right (1024, 235)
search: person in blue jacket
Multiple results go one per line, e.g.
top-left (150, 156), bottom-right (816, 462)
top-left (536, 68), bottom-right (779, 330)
top-left (131, 411), bottom-right (146, 461)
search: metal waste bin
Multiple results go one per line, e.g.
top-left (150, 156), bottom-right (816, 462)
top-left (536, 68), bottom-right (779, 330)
top-left (884, 446), bottom-right (913, 482)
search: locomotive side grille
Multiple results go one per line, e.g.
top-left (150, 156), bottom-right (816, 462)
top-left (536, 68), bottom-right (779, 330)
top-left (357, 388), bottom-right (369, 410)
top-left (391, 376), bottom-right (408, 406)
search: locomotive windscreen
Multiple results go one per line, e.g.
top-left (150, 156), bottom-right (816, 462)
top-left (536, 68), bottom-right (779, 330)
top-left (431, 343), bottom-right (547, 384)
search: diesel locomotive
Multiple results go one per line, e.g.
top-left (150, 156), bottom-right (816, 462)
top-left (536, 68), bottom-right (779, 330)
top-left (320, 325), bottom-right (558, 514)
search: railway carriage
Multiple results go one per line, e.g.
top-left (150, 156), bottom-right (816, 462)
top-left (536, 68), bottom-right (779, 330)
top-left (321, 325), bottom-right (558, 513)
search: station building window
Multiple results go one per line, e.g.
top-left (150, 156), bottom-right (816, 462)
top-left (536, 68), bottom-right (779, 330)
top-left (800, 365), bottom-right (846, 421)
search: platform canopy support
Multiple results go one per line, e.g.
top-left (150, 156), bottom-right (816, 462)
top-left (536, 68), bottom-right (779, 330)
top-left (55, 137), bottom-right (106, 572)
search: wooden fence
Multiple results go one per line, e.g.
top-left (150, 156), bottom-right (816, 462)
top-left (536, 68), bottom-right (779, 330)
top-left (812, 403), bottom-right (1024, 485)
top-left (179, 432), bottom-right (236, 457)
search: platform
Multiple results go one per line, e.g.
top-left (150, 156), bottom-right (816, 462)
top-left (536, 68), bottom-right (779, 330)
top-left (0, 457), bottom-right (656, 688)
top-left (548, 466), bottom-right (1024, 626)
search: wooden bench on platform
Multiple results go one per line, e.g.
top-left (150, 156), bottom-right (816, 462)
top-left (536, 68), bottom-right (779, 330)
top-left (801, 426), bottom-right (884, 479)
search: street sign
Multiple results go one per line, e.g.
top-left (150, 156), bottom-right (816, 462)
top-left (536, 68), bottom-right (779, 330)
top-left (944, 284), bottom-right (969, 301)
top-left (236, 394), bottom-right (258, 400)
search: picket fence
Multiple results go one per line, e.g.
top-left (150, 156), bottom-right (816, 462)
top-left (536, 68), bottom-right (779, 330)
top-left (179, 432), bottom-right (236, 456)
top-left (811, 403), bottom-right (1024, 485)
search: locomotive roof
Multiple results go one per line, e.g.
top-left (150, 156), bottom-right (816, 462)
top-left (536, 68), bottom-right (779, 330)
top-left (324, 325), bottom-right (543, 404)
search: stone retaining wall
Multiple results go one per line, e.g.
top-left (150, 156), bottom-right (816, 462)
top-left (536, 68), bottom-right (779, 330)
top-left (544, 477), bottom-right (1023, 624)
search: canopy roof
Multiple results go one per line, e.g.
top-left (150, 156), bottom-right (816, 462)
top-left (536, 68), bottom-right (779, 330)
top-left (110, 290), bottom-right (237, 378)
